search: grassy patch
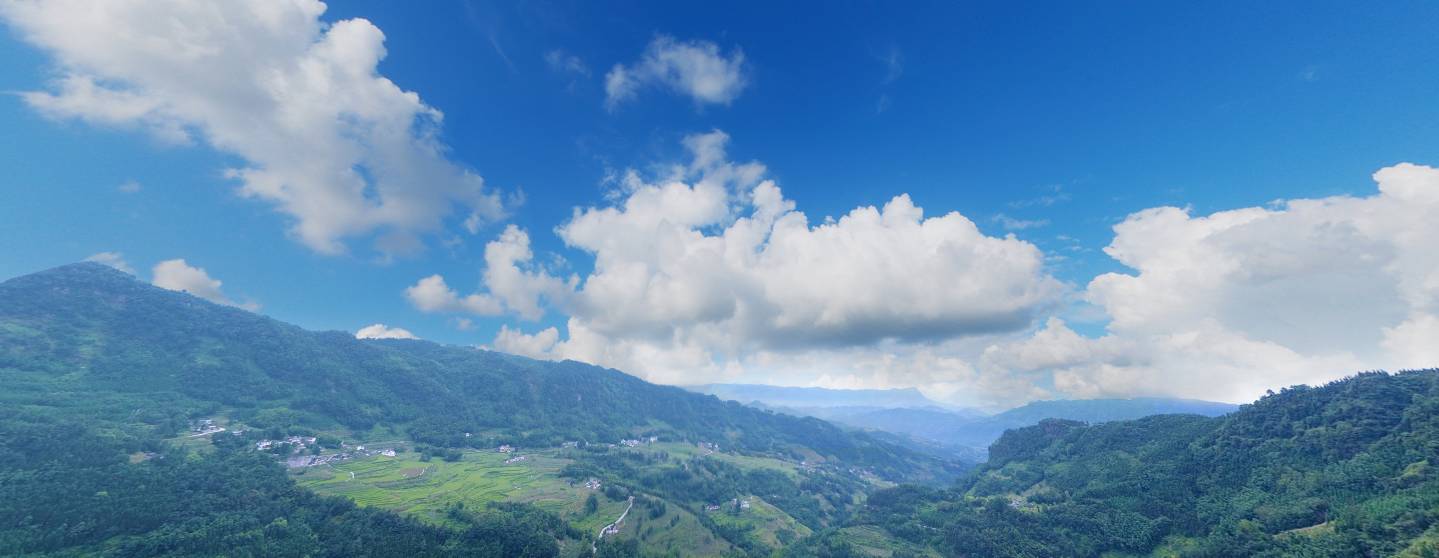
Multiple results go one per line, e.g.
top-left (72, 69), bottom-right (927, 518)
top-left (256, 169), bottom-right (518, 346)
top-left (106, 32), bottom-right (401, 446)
top-left (296, 449), bottom-right (580, 524)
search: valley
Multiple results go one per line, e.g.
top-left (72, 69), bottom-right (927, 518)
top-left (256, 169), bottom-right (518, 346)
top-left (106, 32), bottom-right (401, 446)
top-left (4, 263), bottom-right (1438, 557)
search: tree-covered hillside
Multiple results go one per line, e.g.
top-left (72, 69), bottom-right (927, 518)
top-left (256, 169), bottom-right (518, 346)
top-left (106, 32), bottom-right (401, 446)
top-left (817, 369), bottom-right (1439, 557)
top-left (0, 263), bottom-right (952, 481)
top-left (0, 263), bottom-right (960, 556)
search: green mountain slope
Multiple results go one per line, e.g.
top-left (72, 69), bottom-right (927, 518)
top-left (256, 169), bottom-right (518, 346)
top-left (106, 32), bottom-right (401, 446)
top-left (0, 263), bottom-right (952, 480)
top-left (821, 369), bottom-right (1439, 557)
top-left (0, 263), bottom-right (961, 557)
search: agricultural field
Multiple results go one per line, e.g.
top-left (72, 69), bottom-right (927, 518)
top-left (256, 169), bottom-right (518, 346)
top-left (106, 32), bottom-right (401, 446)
top-left (829, 525), bottom-right (942, 557)
top-left (295, 449), bottom-right (590, 524)
top-left (292, 442), bottom-right (828, 556)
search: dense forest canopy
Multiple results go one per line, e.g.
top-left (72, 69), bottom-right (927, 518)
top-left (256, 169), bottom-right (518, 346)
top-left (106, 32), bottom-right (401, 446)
top-left (817, 369), bottom-right (1439, 557)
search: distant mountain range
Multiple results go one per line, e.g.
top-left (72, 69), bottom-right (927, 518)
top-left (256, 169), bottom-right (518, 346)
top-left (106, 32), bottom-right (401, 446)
top-left (685, 383), bottom-right (956, 410)
top-left (693, 383), bottom-right (1238, 457)
top-left (829, 370), bottom-right (1439, 556)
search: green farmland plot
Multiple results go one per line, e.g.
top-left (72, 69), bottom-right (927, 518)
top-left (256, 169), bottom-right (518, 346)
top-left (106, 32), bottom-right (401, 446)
top-left (296, 449), bottom-right (585, 523)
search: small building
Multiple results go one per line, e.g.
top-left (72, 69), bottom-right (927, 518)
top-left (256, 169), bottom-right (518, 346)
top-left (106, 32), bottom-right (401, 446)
top-left (498, 444), bottom-right (514, 453)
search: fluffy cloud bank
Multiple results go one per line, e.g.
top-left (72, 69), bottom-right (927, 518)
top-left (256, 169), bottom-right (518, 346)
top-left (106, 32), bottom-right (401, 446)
top-left (405, 225), bottom-right (576, 320)
top-left (1, 0), bottom-right (502, 255)
top-left (151, 259), bottom-right (259, 311)
top-left (355, 323), bottom-right (418, 340)
top-left (605, 36), bottom-right (748, 110)
top-left (427, 131), bottom-right (1063, 387)
top-left (980, 163), bottom-right (1439, 403)
top-left (474, 144), bottom-right (1439, 405)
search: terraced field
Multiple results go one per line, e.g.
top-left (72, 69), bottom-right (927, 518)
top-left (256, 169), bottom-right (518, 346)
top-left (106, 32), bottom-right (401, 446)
top-left (295, 443), bottom-right (832, 556)
top-left (295, 449), bottom-right (586, 523)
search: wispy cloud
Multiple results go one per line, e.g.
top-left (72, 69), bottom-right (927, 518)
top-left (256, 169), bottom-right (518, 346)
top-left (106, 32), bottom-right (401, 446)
top-left (85, 251), bottom-right (135, 274)
top-left (605, 35), bottom-right (748, 110)
top-left (546, 49), bottom-right (590, 77)
top-left (1009, 184), bottom-right (1072, 208)
top-left (992, 213), bottom-right (1050, 231)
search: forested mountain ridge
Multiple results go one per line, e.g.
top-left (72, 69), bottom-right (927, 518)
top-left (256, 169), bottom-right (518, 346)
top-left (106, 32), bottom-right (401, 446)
top-left (687, 384), bottom-right (958, 410)
top-left (817, 369), bottom-right (1439, 557)
top-left (0, 262), bottom-right (952, 480)
top-left (0, 263), bottom-right (961, 556)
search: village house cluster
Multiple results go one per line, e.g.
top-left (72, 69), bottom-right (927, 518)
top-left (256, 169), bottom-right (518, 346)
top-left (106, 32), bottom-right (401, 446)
top-left (189, 419), bottom-right (225, 436)
top-left (283, 445), bottom-right (396, 469)
top-left (618, 436), bottom-right (659, 448)
top-left (255, 435), bottom-right (317, 452)
top-left (705, 497), bottom-right (752, 513)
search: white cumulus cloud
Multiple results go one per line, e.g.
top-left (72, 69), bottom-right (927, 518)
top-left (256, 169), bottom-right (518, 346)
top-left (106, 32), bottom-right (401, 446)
top-left (151, 259), bottom-right (259, 311)
top-left (474, 131), bottom-right (1064, 388)
top-left (979, 162), bottom-right (1439, 403)
top-left (355, 323), bottom-right (418, 340)
top-left (481, 149), bottom-right (1439, 407)
top-left (605, 35), bottom-right (747, 110)
top-left (0, 0), bottom-right (504, 255)
top-left (404, 275), bottom-right (503, 316)
top-left (404, 225), bottom-right (576, 320)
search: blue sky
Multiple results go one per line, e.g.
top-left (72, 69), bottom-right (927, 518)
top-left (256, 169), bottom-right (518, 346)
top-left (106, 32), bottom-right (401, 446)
top-left (3, 1), bottom-right (1439, 407)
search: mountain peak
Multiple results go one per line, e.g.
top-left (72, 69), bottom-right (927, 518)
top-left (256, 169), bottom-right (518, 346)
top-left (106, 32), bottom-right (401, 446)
top-left (4, 261), bottom-right (137, 285)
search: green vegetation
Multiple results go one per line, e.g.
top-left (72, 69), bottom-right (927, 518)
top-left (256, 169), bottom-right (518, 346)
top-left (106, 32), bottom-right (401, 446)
top-left (0, 413), bottom-right (581, 556)
top-left (813, 369), bottom-right (1439, 557)
top-left (0, 263), bottom-right (952, 481)
top-left (296, 450), bottom-right (578, 524)
top-left (0, 263), bottom-right (955, 556)
top-left (12, 263), bottom-right (1439, 557)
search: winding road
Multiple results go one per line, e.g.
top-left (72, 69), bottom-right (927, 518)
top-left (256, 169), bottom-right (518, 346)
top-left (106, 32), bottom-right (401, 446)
top-left (592, 496), bottom-right (635, 552)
